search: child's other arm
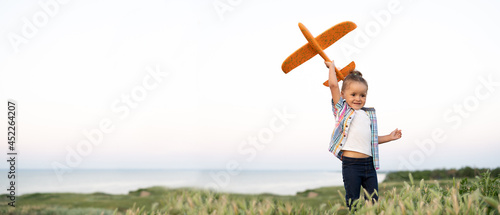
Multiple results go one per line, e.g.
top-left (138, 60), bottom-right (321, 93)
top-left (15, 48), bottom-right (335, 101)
top-left (325, 61), bottom-right (340, 105)
top-left (379, 128), bottom-right (402, 144)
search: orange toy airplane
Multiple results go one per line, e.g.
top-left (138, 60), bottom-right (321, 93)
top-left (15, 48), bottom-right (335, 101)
top-left (282, 21), bottom-right (357, 86)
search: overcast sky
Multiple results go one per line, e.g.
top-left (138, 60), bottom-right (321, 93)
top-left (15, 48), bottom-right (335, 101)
top-left (1, 0), bottom-right (499, 172)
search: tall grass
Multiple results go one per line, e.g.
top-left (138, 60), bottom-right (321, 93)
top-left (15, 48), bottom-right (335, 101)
top-left (347, 171), bottom-right (500, 214)
top-left (2, 172), bottom-right (499, 214)
top-left (121, 172), bottom-right (500, 215)
top-left (122, 189), bottom-right (344, 215)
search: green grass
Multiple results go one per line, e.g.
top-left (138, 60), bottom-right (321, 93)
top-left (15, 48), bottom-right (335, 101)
top-left (0, 172), bottom-right (499, 214)
top-left (383, 167), bottom-right (500, 182)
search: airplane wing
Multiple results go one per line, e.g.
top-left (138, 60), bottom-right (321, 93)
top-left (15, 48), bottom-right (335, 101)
top-left (281, 21), bottom-right (357, 74)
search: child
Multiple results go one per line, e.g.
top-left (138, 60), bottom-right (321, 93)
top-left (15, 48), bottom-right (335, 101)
top-left (325, 61), bottom-right (402, 210)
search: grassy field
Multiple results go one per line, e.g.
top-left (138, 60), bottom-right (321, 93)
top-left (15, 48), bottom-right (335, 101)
top-left (0, 172), bottom-right (498, 214)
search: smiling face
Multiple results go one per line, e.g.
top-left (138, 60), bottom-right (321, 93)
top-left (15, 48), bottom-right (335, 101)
top-left (341, 81), bottom-right (368, 110)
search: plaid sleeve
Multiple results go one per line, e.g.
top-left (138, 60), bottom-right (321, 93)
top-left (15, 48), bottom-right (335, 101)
top-left (332, 97), bottom-right (347, 118)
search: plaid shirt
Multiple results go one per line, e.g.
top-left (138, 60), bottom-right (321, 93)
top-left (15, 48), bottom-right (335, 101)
top-left (328, 98), bottom-right (380, 170)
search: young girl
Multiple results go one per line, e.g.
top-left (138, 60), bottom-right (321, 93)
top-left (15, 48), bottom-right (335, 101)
top-left (325, 61), bottom-right (402, 209)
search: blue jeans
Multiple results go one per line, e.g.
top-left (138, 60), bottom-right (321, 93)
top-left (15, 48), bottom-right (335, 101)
top-left (342, 156), bottom-right (379, 209)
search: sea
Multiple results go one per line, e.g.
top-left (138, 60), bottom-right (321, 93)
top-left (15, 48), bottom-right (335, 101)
top-left (8, 170), bottom-right (386, 196)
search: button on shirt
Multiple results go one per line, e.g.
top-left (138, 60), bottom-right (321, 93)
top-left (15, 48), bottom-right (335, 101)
top-left (328, 97), bottom-right (380, 170)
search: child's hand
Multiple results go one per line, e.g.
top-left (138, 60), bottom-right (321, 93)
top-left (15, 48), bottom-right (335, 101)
top-left (389, 128), bottom-right (402, 141)
top-left (325, 61), bottom-right (333, 68)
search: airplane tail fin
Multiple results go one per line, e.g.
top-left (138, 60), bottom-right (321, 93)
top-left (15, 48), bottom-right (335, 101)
top-left (322, 61), bottom-right (356, 86)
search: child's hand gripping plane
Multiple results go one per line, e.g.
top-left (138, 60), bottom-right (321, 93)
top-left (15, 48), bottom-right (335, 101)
top-left (281, 21), bottom-right (357, 86)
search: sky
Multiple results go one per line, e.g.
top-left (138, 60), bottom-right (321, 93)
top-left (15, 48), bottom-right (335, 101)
top-left (1, 0), bottom-right (499, 173)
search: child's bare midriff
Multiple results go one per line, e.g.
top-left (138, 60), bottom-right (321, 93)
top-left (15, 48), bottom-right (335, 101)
top-left (342, 150), bottom-right (370, 158)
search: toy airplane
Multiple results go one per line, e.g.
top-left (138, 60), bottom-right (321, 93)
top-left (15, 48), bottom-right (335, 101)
top-left (281, 21), bottom-right (357, 86)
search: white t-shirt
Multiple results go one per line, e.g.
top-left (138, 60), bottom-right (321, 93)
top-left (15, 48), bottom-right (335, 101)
top-left (342, 109), bottom-right (372, 156)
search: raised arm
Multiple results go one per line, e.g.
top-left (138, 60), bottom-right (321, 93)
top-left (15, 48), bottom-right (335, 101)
top-left (325, 61), bottom-right (341, 105)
